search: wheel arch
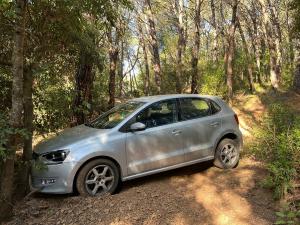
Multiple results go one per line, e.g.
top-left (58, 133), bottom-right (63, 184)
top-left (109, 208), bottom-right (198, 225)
top-left (72, 155), bottom-right (122, 193)
top-left (214, 132), bottom-right (240, 154)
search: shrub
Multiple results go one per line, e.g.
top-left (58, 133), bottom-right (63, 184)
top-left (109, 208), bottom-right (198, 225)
top-left (252, 104), bottom-right (300, 200)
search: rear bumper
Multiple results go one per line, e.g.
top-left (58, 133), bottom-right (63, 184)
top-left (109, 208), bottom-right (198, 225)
top-left (31, 161), bottom-right (78, 194)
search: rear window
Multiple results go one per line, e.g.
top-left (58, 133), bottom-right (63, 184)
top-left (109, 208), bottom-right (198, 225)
top-left (179, 98), bottom-right (211, 121)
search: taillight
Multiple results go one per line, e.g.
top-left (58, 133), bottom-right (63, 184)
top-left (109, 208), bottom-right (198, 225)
top-left (234, 114), bottom-right (239, 125)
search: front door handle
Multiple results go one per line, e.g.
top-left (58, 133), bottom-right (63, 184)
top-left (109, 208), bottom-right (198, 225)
top-left (210, 121), bottom-right (220, 127)
top-left (172, 129), bottom-right (182, 135)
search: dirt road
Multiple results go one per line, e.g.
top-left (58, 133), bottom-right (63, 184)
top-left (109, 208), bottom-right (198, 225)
top-left (7, 158), bottom-right (276, 225)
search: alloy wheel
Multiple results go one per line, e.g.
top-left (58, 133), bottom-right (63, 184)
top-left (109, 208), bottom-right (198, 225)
top-left (85, 165), bottom-right (115, 195)
top-left (220, 144), bottom-right (238, 166)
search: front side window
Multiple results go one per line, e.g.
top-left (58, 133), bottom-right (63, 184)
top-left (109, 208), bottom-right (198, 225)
top-left (87, 101), bottom-right (144, 129)
top-left (135, 100), bottom-right (177, 128)
top-left (179, 98), bottom-right (211, 121)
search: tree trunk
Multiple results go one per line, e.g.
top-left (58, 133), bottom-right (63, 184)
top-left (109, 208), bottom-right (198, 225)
top-left (211, 0), bottom-right (218, 62)
top-left (284, 0), bottom-right (294, 69)
top-left (72, 51), bottom-right (94, 125)
top-left (294, 57), bottom-right (300, 92)
top-left (237, 19), bottom-right (254, 93)
top-left (191, 0), bottom-right (201, 94)
top-left (174, 0), bottom-right (185, 93)
top-left (137, 18), bottom-right (150, 95)
top-left (145, 0), bottom-right (161, 94)
top-left (108, 28), bottom-right (119, 109)
top-left (225, 0), bottom-right (238, 101)
top-left (17, 65), bottom-right (33, 198)
top-left (118, 40), bottom-right (124, 97)
top-left (267, 0), bottom-right (282, 79)
top-left (249, 5), bottom-right (262, 84)
top-left (0, 0), bottom-right (27, 220)
top-left (259, 0), bottom-right (280, 90)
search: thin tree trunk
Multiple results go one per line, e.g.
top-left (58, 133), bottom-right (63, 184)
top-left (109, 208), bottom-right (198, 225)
top-left (259, 0), bottom-right (280, 90)
top-left (237, 19), bottom-right (254, 93)
top-left (18, 65), bottom-right (33, 198)
top-left (118, 40), bottom-right (124, 97)
top-left (294, 57), bottom-right (300, 93)
top-left (174, 0), bottom-right (185, 93)
top-left (191, 0), bottom-right (201, 94)
top-left (0, 0), bottom-right (27, 220)
top-left (249, 4), bottom-right (262, 84)
top-left (284, 0), bottom-right (294, 69)
top-left (211, 0), bottom-right (218, 62)
top-left (72, 51), bottom-right (94, 125)
top-left (225, 0), bottom-right (238, 101)
top-left (108, 28), bottom-right (119, 109)
top-left (267, 0), bottom-right (282, 78)
top-left (145, 0), bottom-right (161, 94)
top-left (137, 18), bottom-right (150, 95)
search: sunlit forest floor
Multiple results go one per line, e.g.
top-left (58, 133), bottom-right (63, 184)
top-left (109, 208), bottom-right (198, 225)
top-left (7, 90), bottom-right (300, 225)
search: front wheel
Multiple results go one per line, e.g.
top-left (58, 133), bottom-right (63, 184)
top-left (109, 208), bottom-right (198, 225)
top-left (76, 159), bottom-right (120, 196)
top-left (213, 138), bottom-right (240, 169)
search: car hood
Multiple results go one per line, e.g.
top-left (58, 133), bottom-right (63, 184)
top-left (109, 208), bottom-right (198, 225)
top-left (34, 125), bottom-right (109, 154)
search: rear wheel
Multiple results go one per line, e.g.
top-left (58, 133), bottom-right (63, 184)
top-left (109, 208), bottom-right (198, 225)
top-left (76, 159), bottom-right (120, 196)
top-left (214, 138), bottom-right (240, 169)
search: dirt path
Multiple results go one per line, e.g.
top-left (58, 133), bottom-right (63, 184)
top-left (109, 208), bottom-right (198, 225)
top-left (7, 159), bottom-right (276, 225)
top-left (6, 92), bottom-right (286, 225)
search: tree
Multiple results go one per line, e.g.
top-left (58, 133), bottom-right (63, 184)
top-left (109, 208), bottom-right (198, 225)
top-left (259, 0), bottom-right (280, 90)
top-left (174, 0), bottom-right (186, 93)
top-left (108, 27), bottom-right (119, 109)
top-left (0, 0), bottom-right (27, 219)
top-left (72, 50), bottom-right (95, 125)
top-left (225, 0), bottom-right (239, 101)
top-left (237, 18), bottom-right (254, 93)
top-left (210, 0), bottom-right (218, 62)
top-left (191, 0), bottom-right (202, 93)
top-left (137, 16), bottom-right (150, 95)
top-left (144, 0), bottom-right (162, 94)
top-left (291, 0), bottom-right (300, 92)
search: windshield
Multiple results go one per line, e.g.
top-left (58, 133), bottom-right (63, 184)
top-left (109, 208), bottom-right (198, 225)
top-left (87, 101), bottom-right (145, 129)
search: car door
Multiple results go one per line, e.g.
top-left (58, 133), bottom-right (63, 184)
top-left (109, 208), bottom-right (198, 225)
top-left (178, 97), bottom-right (221, 161)
top-left (125, 99), bottom-right (185, 175)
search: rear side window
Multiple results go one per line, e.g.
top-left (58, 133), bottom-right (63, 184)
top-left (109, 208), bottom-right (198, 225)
top-left (179, 98), bottom-right (211, 121)
top-left (210, 100), bottom-right (221, 114)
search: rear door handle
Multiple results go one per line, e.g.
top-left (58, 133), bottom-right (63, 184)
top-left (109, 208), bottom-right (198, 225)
top-left (172, 129), bottom-right (182, 135)
top-left (210, 122), bottom-right (220, 127)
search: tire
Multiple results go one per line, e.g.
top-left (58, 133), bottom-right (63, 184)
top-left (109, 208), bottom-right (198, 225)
top-left (76, 158), bottom-right (120, 196)
top-left (213, 138), bottom-right (240, 169)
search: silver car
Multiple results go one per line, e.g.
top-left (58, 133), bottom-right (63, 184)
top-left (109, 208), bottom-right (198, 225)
top-left (32, 94), bottom-right (242, 196)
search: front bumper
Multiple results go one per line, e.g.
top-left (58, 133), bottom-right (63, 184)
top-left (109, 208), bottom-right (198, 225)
top-left (31, 161), bottom-right (78, 194)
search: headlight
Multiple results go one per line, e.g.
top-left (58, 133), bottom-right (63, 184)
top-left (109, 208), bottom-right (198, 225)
top-left (41, 150), bottom-right (70, 164)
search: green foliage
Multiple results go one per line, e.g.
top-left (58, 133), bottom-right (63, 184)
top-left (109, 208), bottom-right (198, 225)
top-left (34, 65), bottom-right (74, 134)
top-left (291, 0), bottom-right (300, 38)
top-left (275, 203), bottom-right (300, 225)
top-left (200, 60), bottom-right (227, 97)
top-left (0, 112), bottom-right (10, 159)
top-left (281, 65), bottom-right (295, 89)
top-left (252, 104), bottom-right (300, 199)
top-left (0, 112), bottom-right (29, 159)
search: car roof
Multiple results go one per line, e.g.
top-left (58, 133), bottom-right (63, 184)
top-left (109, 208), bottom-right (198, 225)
top-left (131, 94), bottom-right (221, 103)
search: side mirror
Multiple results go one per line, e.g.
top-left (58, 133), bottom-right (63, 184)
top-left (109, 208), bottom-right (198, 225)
top-left (130, 122), bottom-right (146, 132)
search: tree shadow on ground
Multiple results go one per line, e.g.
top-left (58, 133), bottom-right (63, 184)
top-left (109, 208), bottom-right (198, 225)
top-left (8, 158), bottom-right (276, 225)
